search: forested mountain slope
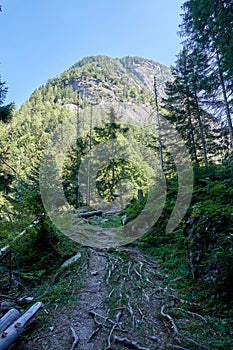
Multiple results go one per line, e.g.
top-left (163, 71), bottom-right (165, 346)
top-left (5, 56), bottom-right (170, 177)
top-left (0, 51), bottom-right (233, 350)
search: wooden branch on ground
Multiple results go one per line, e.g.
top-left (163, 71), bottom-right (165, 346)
top-left (70, 326), bottom-right (79, 350)
top-left (161, 305), bottom-right (178, 333)
top-left (0, 295), bottom-right (34, 306)
top-left (61, 252), bottom-right (82, 268)
top-left (0, 302), bottom-right (42, 350)
top-left (103, 211), bottom-right (120, 216)
top-left (114, 336), bottom-right (150, 350)
top-left (75, 210), bottom-right (102, 219)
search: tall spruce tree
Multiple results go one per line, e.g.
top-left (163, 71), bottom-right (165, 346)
top-left (0, 78), bottom-right (13, 123)
top-left (180, 0), bottom-right (233, 148)
top-left (163, 47), bottom-right (224, 164)
top-left (0, 78), bottom-right (15, 219)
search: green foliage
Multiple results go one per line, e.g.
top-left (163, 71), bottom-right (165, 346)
top-left (0, 77), bottom-right (14, 123)
top-left (12, 216), bottom-right (79, 282)
top-left (120, 195), bottom-right (147, 223)
top-left (162, 48), bottom-right (226, 164)
top-left (1, 54), bottom-right (233, 350)
top-left (180, 0), bottom-right (233, 148)
top-left (141, 162), bottom-right (233, 298)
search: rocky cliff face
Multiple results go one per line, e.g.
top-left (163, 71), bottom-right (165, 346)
top-left (68, 55), bottom-right (171, 99)
top-left (119, 56), bottom-right (171, 97)
top-left (49, 55), bottom-right (172, 124)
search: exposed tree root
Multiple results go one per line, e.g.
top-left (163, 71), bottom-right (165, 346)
top-left (114, 335), bottom-right (150, 350)
top-left (174, 336), bottom-right (208, 349)
top-left (161, 305), bottom-right (178, 333)
top-left (70, 326), bottom-right (79, 350)
top-left (175, 308), bottom-right (206, 322)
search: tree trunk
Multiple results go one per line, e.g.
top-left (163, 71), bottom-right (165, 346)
top-left (154, 76), bottom-right (164, 176)
top-left (86, 105), bottom-right (93, 206)
top-left (216, 52), bottom-right (233, 148)
top-left (75, 210), bottom-right (103, 218)
top-left (193, 92), bottom-right (208, 165)
top-left (0, 309), bottom-right (21, 334)
top-left (0, 302), bottom-right (42, 350)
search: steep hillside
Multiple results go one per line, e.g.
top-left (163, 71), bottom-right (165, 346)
top-left (68, 55), bottom-right (171, 100)
top-left (10, 55), bottom-right (171, 175)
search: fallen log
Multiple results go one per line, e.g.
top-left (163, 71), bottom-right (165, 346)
top-left (61, 252), bottom-right (82, 268)
top-left (0, 309), bottom-right (21, 334)
top-left (0, 302), bottom-right (42, 350)
top-left (75, 210), bottom-right (103, 219)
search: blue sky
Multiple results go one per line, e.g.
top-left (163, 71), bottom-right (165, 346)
top-left (0, 0), bottom-right (184, 107)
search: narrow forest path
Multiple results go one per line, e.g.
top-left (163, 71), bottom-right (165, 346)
top-left (20, 248), bottom-right (208, 350)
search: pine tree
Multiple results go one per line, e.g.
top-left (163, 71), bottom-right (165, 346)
top-left (180, 0), bottom-right (233, 148)
top-left (0, 77), bottom-right (14, 123)
top-left (0, 79), bottom-right (15, 220)
top-left (94, 108), bottom-right (129, 201)
top-left (163, 47), bottom-right (224, 164)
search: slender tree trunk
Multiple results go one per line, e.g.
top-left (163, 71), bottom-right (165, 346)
top-left (154, 76), bottom-right (164, 176)
top-left (75, 93), bottom-right (81, 208)
top-left (86, 105), bottom-right (93, 206)
top-left (194, 92), bottom-right (208, 165)
top-left (188, 113), bottom-right (199, 163)
top-left (216, 52), bottom-right (233, 148)
top-left (110, 129), bottom-right (115, 196)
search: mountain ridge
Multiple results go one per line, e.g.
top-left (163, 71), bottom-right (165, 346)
top-left (58, 54), bottom-right (171, 102)
top-left (12, 55), bottom-right (171, 174)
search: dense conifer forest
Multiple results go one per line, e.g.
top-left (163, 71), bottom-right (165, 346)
top-left (0, 1), bottom-right (233, 349)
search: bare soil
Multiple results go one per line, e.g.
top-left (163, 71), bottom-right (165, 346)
top-left (15, 248), bottom-right (208, 350)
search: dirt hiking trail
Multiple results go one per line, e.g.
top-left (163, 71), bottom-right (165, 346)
top-left (19, 248), bottom-right (208, 350)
